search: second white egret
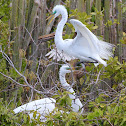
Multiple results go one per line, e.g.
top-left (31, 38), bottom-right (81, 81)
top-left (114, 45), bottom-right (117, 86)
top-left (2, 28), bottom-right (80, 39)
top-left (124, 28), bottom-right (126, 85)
top-left (13, 64), bottom-right (83, 121)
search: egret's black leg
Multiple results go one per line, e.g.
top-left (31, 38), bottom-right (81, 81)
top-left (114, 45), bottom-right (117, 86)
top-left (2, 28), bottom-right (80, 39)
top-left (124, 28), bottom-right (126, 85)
top-left (88, 57), bottom-right (98, 63)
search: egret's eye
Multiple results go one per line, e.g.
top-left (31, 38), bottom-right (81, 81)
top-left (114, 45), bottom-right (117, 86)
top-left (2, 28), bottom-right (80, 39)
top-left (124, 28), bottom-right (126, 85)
top-left (66, 67), bottom-right (70, 70)
top-left (53, 11), bottom-right (56, 14)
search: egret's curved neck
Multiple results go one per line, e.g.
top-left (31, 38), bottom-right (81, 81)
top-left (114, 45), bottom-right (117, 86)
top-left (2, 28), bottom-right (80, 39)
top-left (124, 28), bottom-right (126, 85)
top-left (55, 12), bottom-right (68, 47)
top-left (59, 70), bottom-right (83, 113)
top-left (59, 72), bottom-right (75, 99)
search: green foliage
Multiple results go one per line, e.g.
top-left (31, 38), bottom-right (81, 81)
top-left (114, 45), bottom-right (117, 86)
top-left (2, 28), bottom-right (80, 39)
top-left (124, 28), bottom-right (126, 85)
top-left (0, 98), bottom-right (17, 125)
top-left (0, 20), bottom-right (9, 48)
top-left (120, 32), bottom-right (126, 44)
top-left (1, 75), bottom-right (126, 126)
top-left (0, 0), bottom-right (10, 21)
top-left (85, 93), bottom-right (126, 126)
top-left (121, 2), bottom-right (126, 13)
top-left (56, 91), bottom-right (72, 108)
top-left (105, 19), bottom-right (119, 26)
top-left (105, 57), bottom-right (126, 83)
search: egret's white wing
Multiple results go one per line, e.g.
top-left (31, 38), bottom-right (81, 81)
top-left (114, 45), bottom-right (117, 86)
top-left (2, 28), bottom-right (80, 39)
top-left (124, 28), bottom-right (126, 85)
top-left (70, 19), bottom-right (114, 60)
top-left (45, 48), bottom-right (76, 61)
top-left (70, 19), bottom-right (99, 54)
top-left (13, 98), bottom-right (56, 120)
top-left (13, 98), bottom-right (55, 113)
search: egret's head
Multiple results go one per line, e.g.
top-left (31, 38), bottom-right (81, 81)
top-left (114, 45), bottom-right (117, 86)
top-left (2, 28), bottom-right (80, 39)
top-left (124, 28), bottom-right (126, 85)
top-left (46, 5), bottom-right (68, 25)
top-left (52, 5), bottom-right (67, 18)
top-left (59, 64), bottom-right (72, 75)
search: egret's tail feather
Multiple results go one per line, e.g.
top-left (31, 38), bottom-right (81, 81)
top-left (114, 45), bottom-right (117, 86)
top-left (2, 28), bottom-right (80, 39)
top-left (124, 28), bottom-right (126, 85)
top-left (98, 40), bottom-right (115, 60)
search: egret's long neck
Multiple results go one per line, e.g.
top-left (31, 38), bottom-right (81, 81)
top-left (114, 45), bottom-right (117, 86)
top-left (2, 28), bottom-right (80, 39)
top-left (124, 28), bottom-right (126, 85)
top-left (59, 72), bottom-right (75, 99)
top-left (59, 70), bottom-right (83, 113)
top-left (55, 12), bottom-right (68, 48)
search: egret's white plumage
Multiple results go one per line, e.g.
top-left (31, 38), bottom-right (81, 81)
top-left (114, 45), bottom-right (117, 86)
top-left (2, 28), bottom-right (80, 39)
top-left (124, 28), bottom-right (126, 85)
top-left (13, 98), bottom-right (55, 120)
top-left (46, 5), bottom-right (114, 66)
top-left (13, 64), bottom-right (83, 120)
top-left (46, 48), bottom-right (76, 61)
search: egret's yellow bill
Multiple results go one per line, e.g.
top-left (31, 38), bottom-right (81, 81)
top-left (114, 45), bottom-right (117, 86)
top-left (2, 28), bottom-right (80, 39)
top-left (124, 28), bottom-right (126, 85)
top-left (46, 14), bottom-right (55, 25)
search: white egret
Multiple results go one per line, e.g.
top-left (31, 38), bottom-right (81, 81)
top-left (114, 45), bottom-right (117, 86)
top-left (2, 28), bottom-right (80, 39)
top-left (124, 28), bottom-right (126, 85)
top-left (13, 98), bottom-right (55, 121)
top-left (46, 5), bottom-right (114, 66)
top-left (13, 64), bottom-right (83, 121)
top-left (59, 64), bottom-right (83, 113)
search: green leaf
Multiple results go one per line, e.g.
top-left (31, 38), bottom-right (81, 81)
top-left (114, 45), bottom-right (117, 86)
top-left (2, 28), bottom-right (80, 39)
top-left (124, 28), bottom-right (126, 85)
top-left (23, 114), bottom-right (27, 123)
top-left (87, 113), bottom-right (95, 120)
top-left (114, 119), bottom-right (118, 125)
top-left (90, 12), bottom-right (96, 15)
top-left (107, 106), bottom-right (111, 113)
top-left (119, 105), bottom-right (123, 112)
top-left (47, 120), bottom-right (53, 126)
top-left (28, 114), bottom-right (30, 121)
top-left (115, 66), bottom-right (121, 70)
top-left (100, 104), bottom-right (105, 108)
top-left (52, 95), bottom-right (60, 99)
top-left (66, 96), bottom-right (72, 106)
top-left (114, 106), bottom-right (118, 114)
top-left (123, 7), bottom-right (126, 13)
top-left (92, 25), bottom-right (98, 30)
top-left (33, 111), bottom-right (37, 119)
top-left (120, 118), bottom-right (126, 126)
